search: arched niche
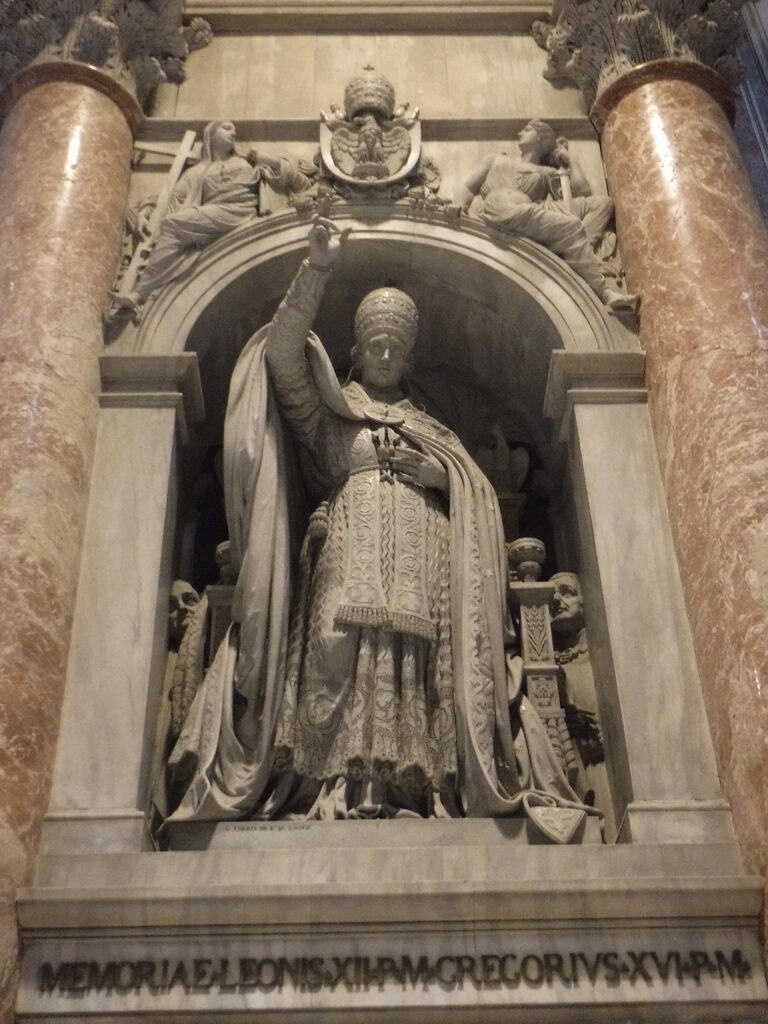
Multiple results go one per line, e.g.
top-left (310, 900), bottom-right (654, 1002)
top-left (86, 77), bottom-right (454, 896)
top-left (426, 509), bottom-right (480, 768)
top-left (118, 207), bottom-right (636, 584)
top-left (123, 207), bottom-right (632, 466)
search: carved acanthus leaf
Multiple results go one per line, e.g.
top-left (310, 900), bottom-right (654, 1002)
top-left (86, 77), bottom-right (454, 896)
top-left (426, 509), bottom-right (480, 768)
top-left (71, 13), bottom-right (118, 66)
top-left (129, 54), bottom-right (167, 102)
top-left (533, 0), bottom-right (745, 108)
top-left (0, 1), bottom-right (212, 109)
top-left (182, 17), bottom-right (214, 53)
top-left (522, 605), bottom-right (552, 663)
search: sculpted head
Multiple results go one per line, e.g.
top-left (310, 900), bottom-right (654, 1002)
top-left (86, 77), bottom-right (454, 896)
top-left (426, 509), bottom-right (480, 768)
top-left (215, 540), bottom-right (238, 585)
top-left (351, 287), bottom-right (418, 391)
top-left (518, 119), bottom-right (556, 162)
top-left (169, 580), bottom-right (200, 645)
top-left (550, 571), bottom-right (585, 637)
top-left (203, 120), bottom-right (237, 161)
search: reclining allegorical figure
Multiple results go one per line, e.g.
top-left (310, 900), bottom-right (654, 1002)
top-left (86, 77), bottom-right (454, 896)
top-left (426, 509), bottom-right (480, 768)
top-left (450, 120), bottom-right (637, 312)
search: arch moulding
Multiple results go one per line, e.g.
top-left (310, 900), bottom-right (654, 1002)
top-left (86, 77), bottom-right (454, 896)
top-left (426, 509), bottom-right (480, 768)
top-left (125, 205), bottom-right (636, 361)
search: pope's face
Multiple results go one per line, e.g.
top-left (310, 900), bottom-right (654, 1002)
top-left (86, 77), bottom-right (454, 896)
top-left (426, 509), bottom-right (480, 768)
top-left (359, 334), bottom-right (408, 391)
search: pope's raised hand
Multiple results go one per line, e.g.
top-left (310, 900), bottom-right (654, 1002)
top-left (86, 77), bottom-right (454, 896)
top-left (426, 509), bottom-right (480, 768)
top-left (308, 217), bottom-right (351, 271)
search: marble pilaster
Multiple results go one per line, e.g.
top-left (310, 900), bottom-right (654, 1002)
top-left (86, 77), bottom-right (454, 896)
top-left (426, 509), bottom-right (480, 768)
top-left (545, 352), bottom-right (733, 845)
top-left (41, 355), bottom-right (203, 856)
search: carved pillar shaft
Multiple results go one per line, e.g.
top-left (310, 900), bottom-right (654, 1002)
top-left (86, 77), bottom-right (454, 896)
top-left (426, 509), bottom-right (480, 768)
top-left (593, 60), bottom-right (768, 891)
top-left (0, 64), bottom-right (140, 888)
top-left (508, 572), bottom-right (579, 785)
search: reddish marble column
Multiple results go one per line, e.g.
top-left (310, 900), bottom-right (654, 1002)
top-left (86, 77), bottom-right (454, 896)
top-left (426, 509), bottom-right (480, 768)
top-left (596, 60), bottom-right (768, 942)
top-left (0, 64), bottom-right (140, 886)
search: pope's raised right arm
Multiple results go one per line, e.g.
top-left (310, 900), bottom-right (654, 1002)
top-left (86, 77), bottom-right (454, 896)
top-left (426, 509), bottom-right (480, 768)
top-left (264, 220), bottom-right (348, 445)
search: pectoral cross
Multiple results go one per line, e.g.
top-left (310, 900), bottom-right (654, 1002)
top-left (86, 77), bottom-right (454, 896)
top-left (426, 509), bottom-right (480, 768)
top-left (372, 419), bottom-right (402, 480)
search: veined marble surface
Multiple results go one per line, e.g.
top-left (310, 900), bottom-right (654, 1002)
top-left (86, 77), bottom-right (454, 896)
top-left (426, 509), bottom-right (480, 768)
top-left (0, 69), bottom-right (134, 1021)
top-left (602, 71), bottom-right (768, 947)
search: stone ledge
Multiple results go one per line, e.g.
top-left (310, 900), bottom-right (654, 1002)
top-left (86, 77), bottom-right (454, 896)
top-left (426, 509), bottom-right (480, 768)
top-left (138, 117), bottom-right (598, 144)
top-left (17, 1004), bottom-right (768, 1024)
top-left (20, 832), bottom-right (758, 930)
top-left (183, 0), bottom-right (551, 33)
top-left (18, 874), bottom-right (762, 931)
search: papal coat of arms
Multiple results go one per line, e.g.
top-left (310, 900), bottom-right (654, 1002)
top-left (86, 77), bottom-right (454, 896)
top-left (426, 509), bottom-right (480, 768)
top-left (320, 66), bottom-right (422, 191)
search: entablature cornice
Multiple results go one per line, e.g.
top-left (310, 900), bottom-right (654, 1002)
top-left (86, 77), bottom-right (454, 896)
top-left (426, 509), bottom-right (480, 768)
top-left (136, 115), bottom-right (598, 146)
top-left (182, 0), bottom-right (552, 32)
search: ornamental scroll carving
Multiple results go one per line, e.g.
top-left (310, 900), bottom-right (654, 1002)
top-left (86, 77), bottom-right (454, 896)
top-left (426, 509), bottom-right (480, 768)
top-left (532, 0), bottom-right (745, 109)
top-left (0, 1), bottom-right (212, 107)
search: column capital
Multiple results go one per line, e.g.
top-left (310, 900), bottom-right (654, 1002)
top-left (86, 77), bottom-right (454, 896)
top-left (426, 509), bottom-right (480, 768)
top-left (532, 0), bottom-right (743, 119)
top-left (0, 1), bottom-right (212, 114)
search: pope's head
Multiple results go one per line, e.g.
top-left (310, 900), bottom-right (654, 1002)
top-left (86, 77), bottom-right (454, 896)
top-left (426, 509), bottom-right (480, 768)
top-left (352, 287), bottom-right (418, 390)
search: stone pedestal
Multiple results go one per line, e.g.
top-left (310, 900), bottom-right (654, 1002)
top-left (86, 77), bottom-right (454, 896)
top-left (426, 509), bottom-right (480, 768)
top-left (595, 60), bottom-right (768, 921)
top-left (16, 821), bottom-right (767, 1021)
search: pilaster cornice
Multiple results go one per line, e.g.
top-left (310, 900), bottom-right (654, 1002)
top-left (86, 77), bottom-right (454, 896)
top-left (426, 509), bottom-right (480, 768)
top-left (0, 1), bottom-right (212, 110)
top-left (532, 0), bottom-right (744, 111)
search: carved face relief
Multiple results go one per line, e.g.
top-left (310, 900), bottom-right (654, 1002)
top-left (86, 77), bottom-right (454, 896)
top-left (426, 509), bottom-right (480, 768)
top-left (358, 336), bottom-right (409, 392)
top-left (169, 581), bottom-right (200, 645)
top-left (517, 123), bottom-right (544, 162)
top-left (215, 541), bottom-right (237, 585)
top-left (212, 121), bottom-right (237, 159)
top-left (550, 574), bottom-right (584, 636)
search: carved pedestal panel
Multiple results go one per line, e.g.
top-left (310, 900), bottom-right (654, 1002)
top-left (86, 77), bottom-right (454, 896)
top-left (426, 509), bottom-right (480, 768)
top-left (17, 826), bottom-right (767, 1022)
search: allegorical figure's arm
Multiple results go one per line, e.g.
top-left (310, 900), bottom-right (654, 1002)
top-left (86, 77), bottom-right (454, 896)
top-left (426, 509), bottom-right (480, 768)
top-left (450, 153), bottom-right (496, 213)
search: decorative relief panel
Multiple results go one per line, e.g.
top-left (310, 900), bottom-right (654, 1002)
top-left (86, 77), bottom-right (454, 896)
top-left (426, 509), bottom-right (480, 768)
top-left (296, 66), bottom-right (445, 205)
top-left (108, 121), bottom-right (311, 322)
